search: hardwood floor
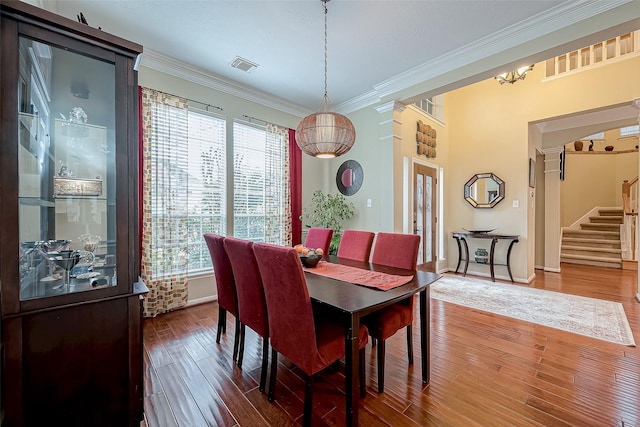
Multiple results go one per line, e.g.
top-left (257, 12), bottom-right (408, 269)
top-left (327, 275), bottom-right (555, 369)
top-left (143, 264), bottom-right (640, 426)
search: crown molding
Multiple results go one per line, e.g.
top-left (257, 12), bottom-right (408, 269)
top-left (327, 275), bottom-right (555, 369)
top-left (338, 0), bottom-right (636, 114)
top-left (101, 0), bottom-right (635, 119)
top-left (141, 50), bottom-right (310, 118)
top-left (375, 101), bottom-right (405, 114)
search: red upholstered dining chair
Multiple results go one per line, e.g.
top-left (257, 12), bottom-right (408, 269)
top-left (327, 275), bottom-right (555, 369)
top-left (203, 233), bottom-right (242, 362)
top-left (253, 242), bottom-right (368, 426)
top-left (362, 232), bottom-right (421, 393)
top-left (337, 229), bottom-right (375, 262)
top-left (304, 227), bottom-right (333, 259)
top-left (223, 237), bottom-right (269, 393)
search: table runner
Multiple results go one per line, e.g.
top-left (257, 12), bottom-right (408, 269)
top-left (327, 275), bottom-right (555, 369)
top-left (304, 262), bottom-right (413, 291)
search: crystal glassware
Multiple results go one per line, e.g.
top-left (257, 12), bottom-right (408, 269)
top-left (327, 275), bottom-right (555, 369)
top-left (52, 250), bottom-right (81, 292)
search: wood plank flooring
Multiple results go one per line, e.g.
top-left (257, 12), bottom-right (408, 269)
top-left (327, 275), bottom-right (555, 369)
top-left (143, 264), bottom-right (640, 426)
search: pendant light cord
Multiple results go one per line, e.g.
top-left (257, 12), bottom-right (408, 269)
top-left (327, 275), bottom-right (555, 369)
top-left (322, 0), bottom-right (329, 112)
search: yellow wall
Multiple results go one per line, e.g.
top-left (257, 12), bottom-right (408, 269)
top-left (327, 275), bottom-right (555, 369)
top-left (561, 151), bottom-right (638, 226)
top-left (138, 52), bottom-right (640, 292)
top-left (444, 55), bottom-right (640, 281)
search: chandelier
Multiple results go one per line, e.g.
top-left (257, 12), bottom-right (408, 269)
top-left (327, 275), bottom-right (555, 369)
top-left (296, 0), bottom-right (356, 159)
top-left (495, 65), bottom-right (534, 85)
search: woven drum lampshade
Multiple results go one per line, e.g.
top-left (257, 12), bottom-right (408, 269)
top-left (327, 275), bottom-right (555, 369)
top-left (296, 111), bottom-right (356, 159)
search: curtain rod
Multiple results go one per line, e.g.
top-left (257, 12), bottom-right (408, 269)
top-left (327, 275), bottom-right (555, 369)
top-left (186, 97), bottom-right (223, 112)
top-left (141, 86), bottom-right (223, 112)
top-left (241, 114), bottom-right (268, 125)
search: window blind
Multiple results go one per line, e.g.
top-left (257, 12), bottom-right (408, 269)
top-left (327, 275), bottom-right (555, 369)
top-left (148, 99), bottom-right (190, 277)
top-left (233, 120), bottom-right (289, 244)
top-left (187, 108), bottom-right (226, 271)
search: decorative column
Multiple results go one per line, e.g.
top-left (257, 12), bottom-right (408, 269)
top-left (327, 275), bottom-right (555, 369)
top-left (541, 146), bottom-right (564, 272)
top-left (375, 101), bottom-right (405, 232)
top-left (634, 98), bottom-right (640, 302)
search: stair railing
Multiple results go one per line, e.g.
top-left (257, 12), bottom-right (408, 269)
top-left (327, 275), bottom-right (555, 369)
top-left (621, 177), bottom-right (638, 260)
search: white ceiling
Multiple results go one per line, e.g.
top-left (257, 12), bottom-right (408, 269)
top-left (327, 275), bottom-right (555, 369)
top-left (45, 0), bottom-right (640, 117)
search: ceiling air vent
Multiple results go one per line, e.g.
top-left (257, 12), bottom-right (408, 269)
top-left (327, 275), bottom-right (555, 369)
top-left (230, 56), bottom-right (259, 73)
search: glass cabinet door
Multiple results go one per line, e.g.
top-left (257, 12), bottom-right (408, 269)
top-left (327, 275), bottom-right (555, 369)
top-left (18, 35), bottom-right (117, 300)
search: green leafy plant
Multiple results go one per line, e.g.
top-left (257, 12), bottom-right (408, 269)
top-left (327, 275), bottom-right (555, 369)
top-left (301, 190), bottom-right (355, 254)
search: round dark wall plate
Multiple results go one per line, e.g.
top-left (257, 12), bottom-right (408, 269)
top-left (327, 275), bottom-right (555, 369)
top-left (336, 160), bottom-right (363, 196)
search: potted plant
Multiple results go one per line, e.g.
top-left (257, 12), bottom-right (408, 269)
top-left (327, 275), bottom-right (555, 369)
top-left (301, 190), bottom-right (355, 254)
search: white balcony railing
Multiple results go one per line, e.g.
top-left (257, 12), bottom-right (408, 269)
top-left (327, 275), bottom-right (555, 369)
top-left (544, 31), bottom-right (639, 79)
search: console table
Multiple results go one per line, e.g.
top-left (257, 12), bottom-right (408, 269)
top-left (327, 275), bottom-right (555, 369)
top-left (452, 232), bottom-right (519, 282)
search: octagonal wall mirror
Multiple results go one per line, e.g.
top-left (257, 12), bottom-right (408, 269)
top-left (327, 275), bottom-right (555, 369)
top-left (464, 172), bottom-right (505, 208)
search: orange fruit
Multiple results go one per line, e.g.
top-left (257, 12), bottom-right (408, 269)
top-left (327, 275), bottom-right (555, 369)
top-left (302, 248), bottom-right (309, 255)
top-left (316, 248), bottom-right (324, 255)
top-left (294, 244), bottom-right (304, 253)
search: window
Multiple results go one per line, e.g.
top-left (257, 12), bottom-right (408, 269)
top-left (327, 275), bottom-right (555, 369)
top-left (420, 97), bottom-right (435, 116)
top-left (233, 120), bottom-right (289, 244)
top-left (415, 94), bottom-right (444, 122)
top-left (144, 89), bottom-right (290, 282)
top-left (583, 132), bottom-right (604, 140)
top-left (620, 125), bottom-right (639, 137)
top-left (187, 108), bottom-right (226, 272)
top-left (146, 100), bottom-right (226, 276)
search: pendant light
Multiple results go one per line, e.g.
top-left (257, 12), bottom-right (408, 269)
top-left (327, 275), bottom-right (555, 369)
top-left (296, 0), bottom-right (356, 159)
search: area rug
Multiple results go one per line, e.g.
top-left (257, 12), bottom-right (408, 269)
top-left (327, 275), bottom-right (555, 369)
top-left (431, 274), bottom-right (636, 346)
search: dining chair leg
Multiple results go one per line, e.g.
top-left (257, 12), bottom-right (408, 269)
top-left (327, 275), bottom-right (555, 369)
top-left (303, 374), bottom-right (313, 427)
top-left (232, 317), bottom-right (241, 361)
top-left (406, 324), bottom-right (414, 365)
top-left (259, 338), bottom-right (269, 393)
top-left (216, 308), bottom-right (226, 343)
top-left (237, 323), bottom-right (246, 368)
top-left (376, 339), bottom-right (386, 393)
top-left (359, 348), bottom-right (366, 398)
top-left (268, 348), bottom-right (278, 402)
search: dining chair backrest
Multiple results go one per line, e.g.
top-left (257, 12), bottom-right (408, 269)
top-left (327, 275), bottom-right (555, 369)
top-left (223, 237), bottom-right (268, 338)
top-left (304, 227), bottom-right (333, 258)
top-left (253, 242), bottom-right (322, 374)
top-left (204, 233), bottom-right (238, 316)
top-left (337, 229), bottom-right (375, 262)
top-left (371, 232), bottom-right (421, 271)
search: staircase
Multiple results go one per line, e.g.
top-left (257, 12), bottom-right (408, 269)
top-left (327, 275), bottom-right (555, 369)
top-left (561, 208), bottom-right (623, 268)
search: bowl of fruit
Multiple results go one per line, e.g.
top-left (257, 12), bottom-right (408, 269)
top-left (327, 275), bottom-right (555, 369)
top-left (294, 244), bottom-right (324, 268)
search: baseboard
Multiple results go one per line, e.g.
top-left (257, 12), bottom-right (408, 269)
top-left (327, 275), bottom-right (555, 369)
top-left (186, 295), bottom-right (217, 307)
top-left (622, 259), bottom-right (638, 271)
top-left (544, 266), bottom-right (562, 273)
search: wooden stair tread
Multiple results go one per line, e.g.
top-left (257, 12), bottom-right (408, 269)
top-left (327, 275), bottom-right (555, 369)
top-left (562, 237), bottom-right (621, 243)
top-left (598, 209), bottom-right (624, 215)
top-left (562, 230), bottom-right (620, 238)
top-left (561, 245), bottom-right (621, 254)
top-left (562, 208), bottom-right (624, 269)
top-left (560, 253), bottom-right (622, 263)
top-left (588, 216), bottom-right (622, 222)
top-left (562, 228), bottom-right (618, 234)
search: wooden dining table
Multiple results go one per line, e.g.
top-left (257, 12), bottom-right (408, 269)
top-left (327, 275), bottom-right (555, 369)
top-left (303, 255), bottom-right (441, 426)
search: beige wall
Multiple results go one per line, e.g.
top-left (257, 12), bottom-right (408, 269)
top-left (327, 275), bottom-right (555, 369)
top-left (561, 151), bottom-right (638, 226)
top-left (137, 51), bottom-right (640, 297)
top-left (322, 105), bottom-right (396, 233)
top-left (138, 66), bottom-right (304, 303)
top-left (327, 55), bottom-right (639, 281)
top-left (443, 55), bottom-right (640, 281)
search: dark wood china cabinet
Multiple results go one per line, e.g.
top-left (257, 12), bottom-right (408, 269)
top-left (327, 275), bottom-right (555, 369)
top-left (0, 2), bottom-right (146, 425)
